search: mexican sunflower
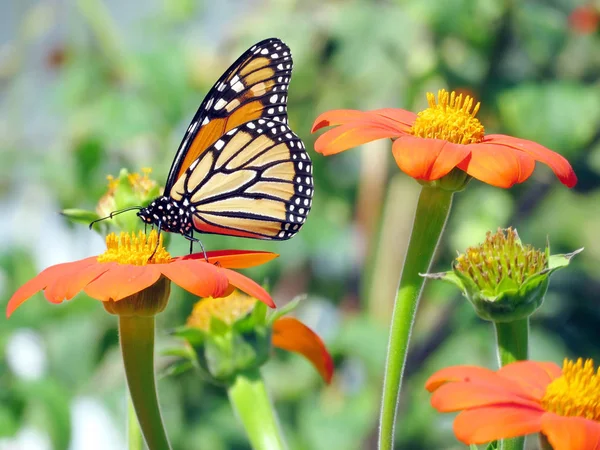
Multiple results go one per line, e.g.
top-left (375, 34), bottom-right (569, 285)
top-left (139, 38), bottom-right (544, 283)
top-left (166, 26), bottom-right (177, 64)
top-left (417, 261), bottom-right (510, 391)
top-left (425, 359), bottom-right (600, 449)
top-left (6, 230), bottom-right (277, 318)
top-left (187, 290), bottom-right (334, 383)
top-left (312, 89), bottom-right (577, 189)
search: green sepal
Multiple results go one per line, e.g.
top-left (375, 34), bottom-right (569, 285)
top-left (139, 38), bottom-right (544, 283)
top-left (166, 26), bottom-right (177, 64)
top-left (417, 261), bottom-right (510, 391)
top-left (61, 208), bottom-right (101, 225)
top-left (209, 316), bottom-right (230, 336)
top-left (160, 359), bottom-right (194, 378)
top-left (485, 441), bottom-right (499, 450)
top-left (545, 248), bottom-right (583, 275)
top-left (267, 294), bottom-right (305, 325)
top-left (172, 326), bottom-right (205, 347)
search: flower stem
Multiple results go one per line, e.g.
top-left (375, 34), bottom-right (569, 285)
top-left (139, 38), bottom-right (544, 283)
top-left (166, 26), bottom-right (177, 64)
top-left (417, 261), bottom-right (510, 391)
top-left (494, 318), bottom-right (529, 450)
top-left (119, 315), bottom-right (171, 450)
top-left (378, 186), bottom-right (453, 450)
top-left (227, 369), bottom-right (288, 450)
top-left (494, 318), bottom-right (529, 365)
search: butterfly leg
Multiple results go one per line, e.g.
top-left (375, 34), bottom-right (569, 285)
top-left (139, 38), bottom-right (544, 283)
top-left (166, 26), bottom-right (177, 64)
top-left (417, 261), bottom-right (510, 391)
top-left (183, 231), bottom-right (208, 262)
top-left (149, 221), bottom-right (162, 261)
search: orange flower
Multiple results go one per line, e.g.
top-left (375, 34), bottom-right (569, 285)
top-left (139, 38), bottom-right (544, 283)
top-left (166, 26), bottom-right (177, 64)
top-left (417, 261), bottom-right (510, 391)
top-left (425, 359), bottom-right (600, 449)
top-left (6, 230), bottom-right (277, 317)
top-left (187, 291), bottom-right (334, 383)
top-left (312, 89), bottom-right (577, 189)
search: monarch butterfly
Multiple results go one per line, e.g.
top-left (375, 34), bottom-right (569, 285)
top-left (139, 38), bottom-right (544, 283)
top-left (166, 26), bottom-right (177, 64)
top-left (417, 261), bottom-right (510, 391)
top-left (136, 38), bottom-right (313, 242)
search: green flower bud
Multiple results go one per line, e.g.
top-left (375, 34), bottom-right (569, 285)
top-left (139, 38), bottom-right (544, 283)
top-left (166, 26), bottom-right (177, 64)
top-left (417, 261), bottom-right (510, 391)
top-left (425, 228), bottom-right (582, 322)
top-left (176, 291), bottom-right (272, 384)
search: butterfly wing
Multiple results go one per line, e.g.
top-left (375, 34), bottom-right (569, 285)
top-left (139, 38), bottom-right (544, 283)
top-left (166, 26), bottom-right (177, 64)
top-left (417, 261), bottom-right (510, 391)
top-left (167, 119), bottom-right (313, 240)
top-left (165, 38), bottom-right (294, 191)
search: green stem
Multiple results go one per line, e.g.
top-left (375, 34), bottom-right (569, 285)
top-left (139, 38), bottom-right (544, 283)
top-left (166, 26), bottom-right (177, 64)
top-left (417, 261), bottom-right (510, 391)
top-left (494, 318), bottom-right (529, 450)
top-left (127, 394), bottom-right (143, 450)
top-left (119, 315), bottom-right (171, 450)
top-left (227, 369), bottom-right (288, 450)
top-left (378, 186), bottom-right (454, 450)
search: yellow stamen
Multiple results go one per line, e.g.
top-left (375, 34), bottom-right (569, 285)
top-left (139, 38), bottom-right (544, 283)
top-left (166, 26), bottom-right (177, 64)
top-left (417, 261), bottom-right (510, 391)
top-left (97, 230), bottom-right (171, 265)
top-left (187, 290), bottom-right (257, 332)
top-left (541, 358), bottom-right (600, 421)
top-left (410, 89), bottom-right (485, 145)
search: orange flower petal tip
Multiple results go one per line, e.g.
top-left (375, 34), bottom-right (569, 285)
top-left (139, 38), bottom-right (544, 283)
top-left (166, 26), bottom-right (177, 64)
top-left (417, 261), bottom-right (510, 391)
top-left (272, 317), bottom-right (334, 383)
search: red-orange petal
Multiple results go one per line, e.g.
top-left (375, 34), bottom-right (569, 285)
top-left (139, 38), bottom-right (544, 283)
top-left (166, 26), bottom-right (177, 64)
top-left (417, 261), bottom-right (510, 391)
top-left (370, 108), bottom-right (417, 130)
top-left (160, 260), bottom-right (229, 298)
top-left (220, 268), bottom-right (275, 308)
top-left (430, 381), bottom-right (543, 412)
top-left (391, 136), bottom-right (471, 180)
top-left (311, 109), bottom-right (374, 132)
top-left (425, 365), bottom-right (498, 392)
top-left (313, 119), bottom-right (404, 156)
top-left (457, 142), bottom-right (536, 188)
top-left (84, 264), bottom-right (162, 301)
top-left (497, 361), bottom-right (561, 400)
top-left (484, 135), bottom-right (577, 188)
top-left (453, 406), bottom-right (544, 444)
top-left (541, 414), bottom-right (600, 450)
top-left (272, 317), bottom-right (334, 383)
top-left (187, 250), bottom-right (279, 269)
top-left (6, 257), bottom-right (102, 317)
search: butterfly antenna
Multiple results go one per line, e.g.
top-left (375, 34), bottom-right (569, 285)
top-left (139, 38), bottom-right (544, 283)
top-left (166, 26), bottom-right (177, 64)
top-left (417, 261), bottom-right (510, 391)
top-left (89, 206), bottom-right (143, 230)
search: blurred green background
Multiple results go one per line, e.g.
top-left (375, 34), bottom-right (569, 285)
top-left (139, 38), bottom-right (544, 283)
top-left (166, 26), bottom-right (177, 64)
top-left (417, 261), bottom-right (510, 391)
top-left (1, 0), bottom-right (599, 449)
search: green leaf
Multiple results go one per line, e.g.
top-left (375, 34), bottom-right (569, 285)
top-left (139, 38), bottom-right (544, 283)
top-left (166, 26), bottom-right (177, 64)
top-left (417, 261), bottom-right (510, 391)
top-left (160, 346), bottom-right (195, 361)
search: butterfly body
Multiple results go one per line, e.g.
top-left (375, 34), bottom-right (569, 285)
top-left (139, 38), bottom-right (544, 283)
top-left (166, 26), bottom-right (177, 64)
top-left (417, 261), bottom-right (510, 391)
top-left (139, 38), bottom-right (313, 241)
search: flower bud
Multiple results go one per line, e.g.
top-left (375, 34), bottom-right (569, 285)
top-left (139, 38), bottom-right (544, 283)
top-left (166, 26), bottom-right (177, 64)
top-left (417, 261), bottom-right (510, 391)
top-left (424, 228), bottom-right (582, 322)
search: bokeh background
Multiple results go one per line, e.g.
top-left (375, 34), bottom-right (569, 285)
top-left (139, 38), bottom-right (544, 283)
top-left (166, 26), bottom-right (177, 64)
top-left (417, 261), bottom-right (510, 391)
top-left (2, 0), bottom-right (600, 449)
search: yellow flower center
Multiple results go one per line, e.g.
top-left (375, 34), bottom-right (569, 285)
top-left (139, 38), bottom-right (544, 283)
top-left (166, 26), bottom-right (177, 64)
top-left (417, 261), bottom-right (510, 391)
top-left (97, 230), bottom-right (171, 265)
top-left (541, 358), bottom-right (600, 421)
top-left (187, 290), bottom-right (257, 332)
top-left (410, 89), bottom-right (485, 145)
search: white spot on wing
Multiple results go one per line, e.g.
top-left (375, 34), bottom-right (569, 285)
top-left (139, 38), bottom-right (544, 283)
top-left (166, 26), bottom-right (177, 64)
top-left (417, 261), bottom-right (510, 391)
top-left (214, 140), bottom-right (225, 151)
top-left (214, 98), bottom-right (227, 110)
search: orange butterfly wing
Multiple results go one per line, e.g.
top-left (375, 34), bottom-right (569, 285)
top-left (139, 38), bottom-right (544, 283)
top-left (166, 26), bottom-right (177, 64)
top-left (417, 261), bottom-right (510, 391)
top-left (165, 38), bottom-right (294, 191)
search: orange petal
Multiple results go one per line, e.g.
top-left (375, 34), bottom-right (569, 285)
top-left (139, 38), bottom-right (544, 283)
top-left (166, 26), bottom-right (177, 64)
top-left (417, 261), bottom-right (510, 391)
top-left (84, 265), bottom-right (162, 301)
top-left (453, 406), bottom-right (543, 444)
top-left (311, 109), bottom-right (374, 132)
top-left (430, 381), bottom-right (543, 412)
top-left (44, 259), bottom-right (110, 304)
top-left (484, 135), bottom-right (577, 188)
top-left (370, 108), bottom-right (417, 130)
top-left (220, 268), bottom-right (275, 308)
top-left (272, 317), bottom-right (334, 383)
top-left (160, 260), bottom-right (229, 298)
top-left (457, 143), bottom-right (536, 188)
top-left (187, 250), bottom-right (279, 269)
top-left (541, 414), bottom-right (600, 450)
top-left (314, 119), bottom-right (405, 156)
top-left (426, 365), bottom-right (497, 392)
top-left (498, 361), bottom-right (561, 400)
top-left (6, 257), bottom-right (101, 317)
top-left (391, 136), bottom-right (471, 180)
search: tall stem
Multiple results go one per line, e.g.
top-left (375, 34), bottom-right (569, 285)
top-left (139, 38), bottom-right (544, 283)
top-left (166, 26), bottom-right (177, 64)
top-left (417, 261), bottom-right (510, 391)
top-left (494, 318), bottom-right (529, 450)
top-left (119, 315), bottom-right (171, 450)
top-left (378, 186), bottom-right (453, 450)
top-left (227, 369), bottom-right (288, 450)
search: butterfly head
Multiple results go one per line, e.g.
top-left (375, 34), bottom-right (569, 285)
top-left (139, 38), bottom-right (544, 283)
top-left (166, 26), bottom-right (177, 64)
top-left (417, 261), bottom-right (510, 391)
top-left (137, 196), bottom-right (194, 235)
